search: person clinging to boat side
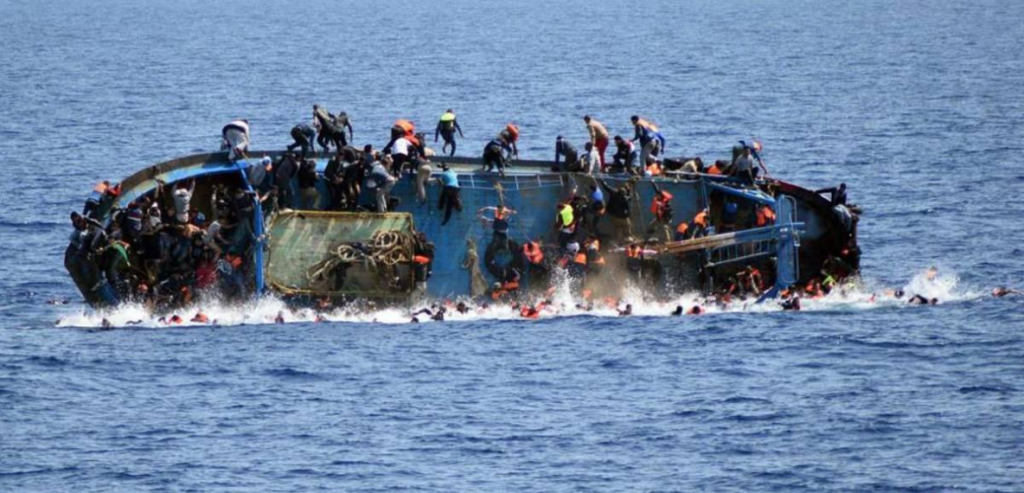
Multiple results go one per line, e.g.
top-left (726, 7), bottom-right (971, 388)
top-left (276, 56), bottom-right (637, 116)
top-left (435, 109), bottom-right (464, 156)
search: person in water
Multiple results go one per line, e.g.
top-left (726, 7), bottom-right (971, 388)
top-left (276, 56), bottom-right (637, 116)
top-left (434, 109), bottom-right (464, 156)
top-left (618, 304), bottom-right (633, 316)
top-left (992, 287), bottom-right (1021, 297)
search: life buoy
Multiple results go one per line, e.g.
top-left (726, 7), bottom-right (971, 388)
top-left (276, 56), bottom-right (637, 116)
top-left (484, 238), bottom-right (524, 280)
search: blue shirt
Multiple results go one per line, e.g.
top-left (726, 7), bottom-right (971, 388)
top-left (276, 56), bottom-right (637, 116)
top-left (439, 170), bottom-right (459, 188)
top-left (591, 187), bottom-right (605, 204)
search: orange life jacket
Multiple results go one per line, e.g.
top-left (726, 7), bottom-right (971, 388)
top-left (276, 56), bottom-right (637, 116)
top-left (676, 222), bottom-right (689, 235)
top-left (706, 164), bottom-right (723, 176)
top-left (503, 280), bottom-right (520, 291)
top-left (647, 162), bottom-right (662, 175)
top-left (505, 123), bottom-right (519, 141)
top-left (413, 255), bottom-right (431, 265)
top-left (649, 192), bottom-right (672, 215)
top-left (395, 119), bottom-right (415, 136)
top-left (523, 242), bottom-right (544, 265)
top-left (626, 245), bottom-right (642, 259)
top-left (693, 211), bottom-right (709, 228)
top-left (573, 252), bottom-right (588, 265)
top-left (756, 206), bottom-right (777, 227)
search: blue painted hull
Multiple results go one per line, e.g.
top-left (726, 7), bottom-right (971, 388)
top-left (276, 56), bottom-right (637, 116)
top-left (83, 151), bottom-right (858, 306)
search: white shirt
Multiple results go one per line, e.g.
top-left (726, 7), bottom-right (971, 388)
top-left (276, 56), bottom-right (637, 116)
top-left (393, 137), bottom-right (412, 156)
top-left (173, 188), bottom-right (192, 223)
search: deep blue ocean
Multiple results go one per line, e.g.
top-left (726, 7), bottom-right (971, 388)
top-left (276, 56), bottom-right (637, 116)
top-left (2, 0), bottom-right (1023, 491)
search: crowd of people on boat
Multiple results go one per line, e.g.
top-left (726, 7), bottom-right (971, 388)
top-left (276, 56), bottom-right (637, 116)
top-left (66, 176), bottom-right (258, 309)
top-left (221, 106), bottom-right (773, 216)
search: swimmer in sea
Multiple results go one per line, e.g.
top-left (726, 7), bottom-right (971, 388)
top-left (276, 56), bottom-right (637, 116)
top-left (275, 311), bottom-right (286, 324)
top-left (618, 304), bottom-right (633, 316)
top-left (992, 287), bottom-right (1021, 298)
top-left (781, 297), bottom-right (801, 311)
top-left (907, 294), bottom-right (938, 305)
top-left (688, 305), bottom-right (704, 315)
top-left (456, 301), bottom-right (470, 314)
top-left (671, 305), bottom-right (684, 316)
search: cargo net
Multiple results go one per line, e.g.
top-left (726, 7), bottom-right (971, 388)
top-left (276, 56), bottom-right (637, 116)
top-left (304, 230), bottom-right (416, 291)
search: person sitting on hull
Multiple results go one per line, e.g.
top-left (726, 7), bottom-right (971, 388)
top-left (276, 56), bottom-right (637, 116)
top-left (434, 109), bottom-right (465, 157)
top-left (612, 136), bottom-right (640, 174)
top-left (287, 122), bottom-right (317, 160)
top-left (554, 136), bottom-right (578, 172)
top-left (221, 119), bottom-right (250, 161)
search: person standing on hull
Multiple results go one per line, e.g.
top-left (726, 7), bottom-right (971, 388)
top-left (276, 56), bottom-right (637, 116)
top-left (221, 119), bottom-right (250, 161)
top-left (583, 115), bottom-right (610, 170)
top-left (554, 136), bottom-right (578, 172)
top-left (287, 122), bottom-right (317, 160)
top-left (630, 115), bottom-right (665, 170)
top-left (581, 142), bottom-right (601, 175)
top-left (435, 109), bottom-right (464, 156)
top-left (731, 141), bottom-right (759, 183)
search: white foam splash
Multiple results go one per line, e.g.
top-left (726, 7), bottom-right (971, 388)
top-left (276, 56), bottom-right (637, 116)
top-left (53, 268), bottom-right (987, 329)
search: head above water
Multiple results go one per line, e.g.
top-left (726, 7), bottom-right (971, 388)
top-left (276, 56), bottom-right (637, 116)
top-left (583, 115), bottom-right (591, 123)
